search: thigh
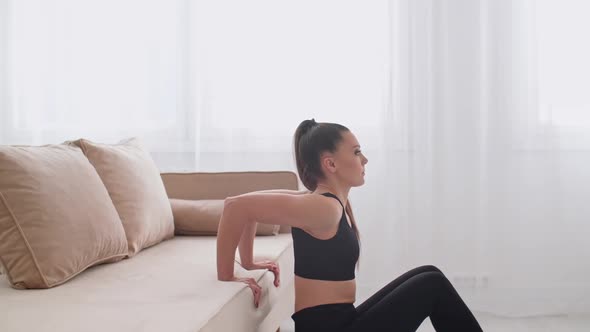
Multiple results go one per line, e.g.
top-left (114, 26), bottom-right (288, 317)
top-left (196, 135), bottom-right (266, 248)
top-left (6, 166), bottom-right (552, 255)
top-left (355, 265), bottom-right (442, 315)
top-left (346, 271), bottom-right (446, 332)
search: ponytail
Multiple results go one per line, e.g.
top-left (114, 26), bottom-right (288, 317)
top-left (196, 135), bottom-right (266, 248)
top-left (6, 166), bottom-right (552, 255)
top-left (292, 119), bottom-right (362, 270)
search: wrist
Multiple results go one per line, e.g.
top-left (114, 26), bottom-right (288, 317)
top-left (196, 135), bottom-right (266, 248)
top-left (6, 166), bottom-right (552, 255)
top-left (239, 261), bottom-right (255, 270)
top-left (218, 264), bottom-right (236, 281)
top-left (218, 274), bottom-right (234, 281)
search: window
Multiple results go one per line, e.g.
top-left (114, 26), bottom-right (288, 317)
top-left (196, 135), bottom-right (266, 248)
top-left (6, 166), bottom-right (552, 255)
top-left (4, 0), bottom-right (188, 147)
top-left (194, 0), bottom-right (389, 150)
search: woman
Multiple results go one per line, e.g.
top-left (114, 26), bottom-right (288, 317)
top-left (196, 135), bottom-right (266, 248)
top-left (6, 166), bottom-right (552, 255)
top-left (217, 119), bottom-right (484, 331)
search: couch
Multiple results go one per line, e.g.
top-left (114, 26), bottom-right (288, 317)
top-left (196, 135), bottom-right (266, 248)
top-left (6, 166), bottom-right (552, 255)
top-left (0, 139), bottom-right (297, 332)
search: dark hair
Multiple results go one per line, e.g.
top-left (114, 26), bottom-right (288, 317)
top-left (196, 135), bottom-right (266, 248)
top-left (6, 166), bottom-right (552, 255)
top-left (293, 118), bottom-right (361, 271)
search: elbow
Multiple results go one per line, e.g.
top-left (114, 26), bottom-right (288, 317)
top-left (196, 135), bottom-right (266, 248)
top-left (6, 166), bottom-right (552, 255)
top-left (223, 196), bottom-right (247, 218)
top-left (222, 197), bottom-right (238, 219)
top-left (223, 196), bottom-right (239, 209)
top-left (218, 195), bottom-right (249, 234)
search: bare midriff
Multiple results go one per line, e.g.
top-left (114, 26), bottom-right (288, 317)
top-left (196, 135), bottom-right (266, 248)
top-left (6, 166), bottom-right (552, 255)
top-left (294, 275), bottom-right (356, 312)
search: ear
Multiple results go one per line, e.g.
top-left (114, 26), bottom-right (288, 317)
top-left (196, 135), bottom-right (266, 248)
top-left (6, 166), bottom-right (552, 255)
top-left (320, 154), bottom-right (337, 174)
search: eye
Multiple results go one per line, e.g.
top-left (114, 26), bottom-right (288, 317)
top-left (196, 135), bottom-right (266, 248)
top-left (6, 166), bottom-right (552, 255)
top-left (355, 150), bottom-right (362, 155)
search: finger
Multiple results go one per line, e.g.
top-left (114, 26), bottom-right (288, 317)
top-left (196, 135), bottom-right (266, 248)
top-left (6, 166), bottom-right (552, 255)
top-left (251, 284), bottom-right (259, 293)
top-left (251, 287), bottom-right (259, 308)
top-left (251, 283), bottom-right (260, 292)
top-left (254, 284), bottom-right (262, 294)
top-left (272, 265), bottom-right (280, 286)
top-left (269, 266), bottom-right (279, 282)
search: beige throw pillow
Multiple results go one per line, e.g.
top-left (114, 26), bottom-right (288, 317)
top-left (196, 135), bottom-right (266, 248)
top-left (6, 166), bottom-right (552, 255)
top-left (67, 137), bottom-right (174, 256)
top-left (0, 144), bottom-right (128, 289)
top-left (170, 199), bottom-right (280, 236)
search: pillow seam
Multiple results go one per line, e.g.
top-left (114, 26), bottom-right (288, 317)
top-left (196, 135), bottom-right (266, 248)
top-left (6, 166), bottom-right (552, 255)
top-left (44, 252), bottom-right (127, 288)
top-left (0, 191), bottom-right (50, 287)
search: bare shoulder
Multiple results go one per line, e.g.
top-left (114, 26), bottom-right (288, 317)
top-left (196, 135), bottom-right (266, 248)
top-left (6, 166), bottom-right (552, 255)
top-left (227, 192), bottom-right (341, 232)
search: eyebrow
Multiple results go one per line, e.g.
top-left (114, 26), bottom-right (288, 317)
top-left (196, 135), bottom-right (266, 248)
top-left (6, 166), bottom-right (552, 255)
top-left (353, 145), bottom-right (361, 149)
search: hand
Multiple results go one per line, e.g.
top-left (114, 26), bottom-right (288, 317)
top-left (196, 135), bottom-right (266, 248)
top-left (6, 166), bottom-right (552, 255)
top-left (243, 260), bottom-right (281, 287)
top-left (229, 276), bottom-right (263, 308)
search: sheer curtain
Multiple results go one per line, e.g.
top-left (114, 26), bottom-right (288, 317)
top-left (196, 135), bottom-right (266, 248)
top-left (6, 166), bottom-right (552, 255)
top-left (188, 0), bottom-right (389, 173)
top-left (0, 0), bottom-right (191, 155)
top-left (1, 0), bottom-right (589, 318)
top-left (376, 0), bottom-right (590, 317)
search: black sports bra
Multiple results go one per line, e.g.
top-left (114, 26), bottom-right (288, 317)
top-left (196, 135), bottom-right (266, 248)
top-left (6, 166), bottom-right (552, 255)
top-left (291, 192), bottom-right (359, 281)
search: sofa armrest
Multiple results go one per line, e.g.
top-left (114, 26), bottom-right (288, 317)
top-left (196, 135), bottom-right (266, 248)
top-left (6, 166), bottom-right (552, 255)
top-left (160, 171), bottom-right (299, 234)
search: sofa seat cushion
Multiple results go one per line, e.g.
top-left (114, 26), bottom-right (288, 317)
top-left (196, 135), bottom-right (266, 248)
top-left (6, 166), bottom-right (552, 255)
top-left (0, 234), bottom-right (294, 332)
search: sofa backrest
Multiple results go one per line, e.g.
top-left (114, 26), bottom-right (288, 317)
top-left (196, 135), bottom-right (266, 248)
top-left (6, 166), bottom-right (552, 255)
top-left (160, 171), bottom-right (299, 233)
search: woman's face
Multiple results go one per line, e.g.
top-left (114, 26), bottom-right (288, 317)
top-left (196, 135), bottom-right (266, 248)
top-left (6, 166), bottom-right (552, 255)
top-left (322, 131), bottom-right (368, 187)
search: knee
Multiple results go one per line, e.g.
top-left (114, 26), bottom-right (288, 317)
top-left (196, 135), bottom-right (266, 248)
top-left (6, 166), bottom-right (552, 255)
top-left (422, 265), bottom-right (443, 275)
top-left (412, 271), bottom-right (449, 293)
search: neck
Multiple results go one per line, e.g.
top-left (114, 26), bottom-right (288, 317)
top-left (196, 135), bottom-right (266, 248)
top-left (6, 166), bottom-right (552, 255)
top-left (315, 183), bottom-right (350, 207)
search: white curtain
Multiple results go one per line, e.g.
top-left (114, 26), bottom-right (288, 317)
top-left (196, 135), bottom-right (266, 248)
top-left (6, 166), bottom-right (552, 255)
top-left (0, 0), bottom-right (191, 154)
top-left (375, 0), bottom-right (590, 317)
top-left (1, 0), bottom-right (589, 318)
top-left (188, 0), bottom-right (389, 173)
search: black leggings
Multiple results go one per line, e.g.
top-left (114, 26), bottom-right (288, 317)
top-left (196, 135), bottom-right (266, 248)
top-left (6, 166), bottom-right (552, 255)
top-left (291, 265), bottom-right (484, 331)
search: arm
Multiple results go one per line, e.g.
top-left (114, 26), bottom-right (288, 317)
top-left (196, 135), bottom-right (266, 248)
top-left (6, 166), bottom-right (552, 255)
top-left (217, 193), bottom-right (338, 280)
top-left (216, 198), bottom-right (281, 292)
top-left (217, 198), bottom-right (250, 281)
top-left (236, 188), bottom-right (309, 268)
top-left (237, 217), bottom-right (257, 269)
top-left (216, 199), bottom-right (264, 308)
top-left (217, 193), bottom-right (339, 308)
top-left (252, 189), bottom-right (311, 195)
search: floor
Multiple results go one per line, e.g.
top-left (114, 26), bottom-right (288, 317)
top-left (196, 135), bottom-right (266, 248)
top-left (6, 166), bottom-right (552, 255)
top-left (279, 312), bottom-right (590, 331)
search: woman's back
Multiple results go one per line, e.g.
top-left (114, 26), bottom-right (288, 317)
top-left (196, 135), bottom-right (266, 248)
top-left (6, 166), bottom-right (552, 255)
top-left (291, 192), bottom-right (359, 312)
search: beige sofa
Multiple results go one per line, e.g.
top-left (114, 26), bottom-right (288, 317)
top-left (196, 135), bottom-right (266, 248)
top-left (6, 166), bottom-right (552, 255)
top-left (0, 141), bottom-right (297, 332)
